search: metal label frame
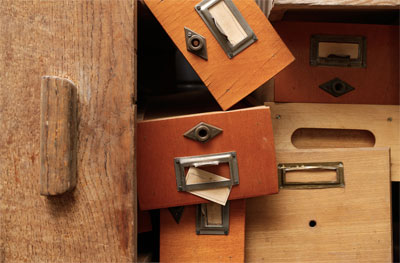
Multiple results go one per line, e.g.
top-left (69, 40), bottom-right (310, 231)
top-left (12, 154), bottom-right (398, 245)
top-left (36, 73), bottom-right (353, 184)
top-left (310, 35), bottom-right (366, 68)
top-left (174, 151), bottom-right (239, 192)
top-left (196, 201), bottom-right (230, 235)
top-left (195, 0), bottom-right (257, 59)
top-left (278, 162), bottom-right (345, 189)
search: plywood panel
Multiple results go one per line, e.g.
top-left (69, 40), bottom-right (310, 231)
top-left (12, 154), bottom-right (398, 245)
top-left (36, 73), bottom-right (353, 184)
top-left (265, 102), bottom-right (400, 181)
top-left (273, 22), bottom-right (399, 105)
top-left (0, 1), bottom-right (137, 262)
top-left (270, 0), bottom-right (400, 21)
top-left (160, 200), bottom-right (245, 263)
top-left (246, 148), bottom-right (392, 262)
top-left (137, 106), bottom-right (278, 210)
top-left (144, 0), bottom-right (294, 110)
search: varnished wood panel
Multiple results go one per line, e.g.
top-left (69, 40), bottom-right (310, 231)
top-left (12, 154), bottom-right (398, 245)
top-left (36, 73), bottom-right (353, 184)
top-left (265, 102), bottom-right (400, 181)
top-left (0, 1), bottom-right (137, 262)
top-left (246, 148), bottom-right (392, 262)
top-left (273, 22), bottom-right (399, 105)
top-left (160, 200), bottom-right (245, 263)
top-left (144, 0), bottom-right (294, 110)
top-left (137, 106), bottom-right (278, 210)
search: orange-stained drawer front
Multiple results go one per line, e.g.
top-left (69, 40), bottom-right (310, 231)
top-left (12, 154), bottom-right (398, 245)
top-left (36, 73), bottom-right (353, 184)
top-left (273, 21), bottom-right (399, 105)
top-left (137, 106), bottom-right (278, 210)
top-left (160, 200), bottom-right (245, 263)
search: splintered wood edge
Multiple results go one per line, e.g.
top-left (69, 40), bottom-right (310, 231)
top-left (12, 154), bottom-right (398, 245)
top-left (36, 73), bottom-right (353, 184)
top-left (40, 76), bottom-right (78, 196)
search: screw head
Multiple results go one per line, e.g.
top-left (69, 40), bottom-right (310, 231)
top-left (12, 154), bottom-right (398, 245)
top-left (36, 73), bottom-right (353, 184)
top-left (387, 117), bottom-right (393, 122)
top-left (275, 114), bottom-right (281, 119)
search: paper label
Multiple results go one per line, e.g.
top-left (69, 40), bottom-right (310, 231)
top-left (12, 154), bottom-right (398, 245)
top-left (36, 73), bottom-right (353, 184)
top-left (186, 167), bottom-right (231, 206)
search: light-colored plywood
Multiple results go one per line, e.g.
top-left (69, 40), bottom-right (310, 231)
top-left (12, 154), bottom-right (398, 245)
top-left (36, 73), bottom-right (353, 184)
top-left (144, 0), bottom-right (294, 110)
top-left (160, 200), bottom-right (245, 263)
top-left (270, 0), bottom-right (400, 21)
top-left (273, 22), bottom-right (399, 105)
top-left (246, 148), bottom-right (392, 262)
top-left (266, 103), bottom-right (400, 181)
top-left (137, 106), bottom-right (278, 210)
top-left (0, 1), bottom-right (137, 262)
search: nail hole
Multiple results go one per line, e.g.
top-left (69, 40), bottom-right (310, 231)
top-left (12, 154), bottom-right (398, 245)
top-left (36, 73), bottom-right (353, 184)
top-left (309, 220), bottom-right (317, 227)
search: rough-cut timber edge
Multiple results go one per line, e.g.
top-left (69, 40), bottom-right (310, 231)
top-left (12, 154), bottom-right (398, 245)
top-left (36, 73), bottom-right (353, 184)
top-left (40, 76), bottom-right (78, 196)
top-left (0, 1), bottom-right (137, 262)
top-left (270, 0), bottom-right (400, 20)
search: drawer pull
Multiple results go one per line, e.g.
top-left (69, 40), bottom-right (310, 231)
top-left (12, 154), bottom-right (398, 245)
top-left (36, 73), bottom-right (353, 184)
top-left (184, 122), bottom-right (222, 143)
top-left (174, 152), bottom-right (239, 192)
top-left (40, 76), bottom-right (78, 196)
top-left (185, 27), bottom-right (208, 61)
top-left (278, 162), bottom-right (344, 189)
top-left (319, 77), bottom-right (355, 97)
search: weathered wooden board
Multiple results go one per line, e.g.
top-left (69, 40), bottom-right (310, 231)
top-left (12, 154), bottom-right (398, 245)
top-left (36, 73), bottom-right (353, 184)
top-left (137, 106), bottom-right (278, 210)
top-left (246, 148), bottom-right (392, 262)
top-left (0, 1), bottom-right (137, 262)
top-left (160, 200), bottom-right (245, 263)
top-left (144, 0), bottom-right (294, 110)
top-left (40, 76), bottom-right (78, 196)
top-left (270, 0), bottom-right (400, 21)
top-left (265, 102), bottom-right (400, 181)
top-left (273, 22), bottom-right (399, 105)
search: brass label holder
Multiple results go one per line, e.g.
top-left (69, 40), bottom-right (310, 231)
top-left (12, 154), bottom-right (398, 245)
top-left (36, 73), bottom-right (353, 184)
top-left (278, 162), bottom-right (345, 189)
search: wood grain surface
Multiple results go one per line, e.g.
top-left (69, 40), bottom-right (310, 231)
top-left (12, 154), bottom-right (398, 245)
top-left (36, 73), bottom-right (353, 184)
top-left (265, 102), bottom-right (400, 181)
top-left (144, 0), bottom-right (294, 110)
top-left (273, 22), bottom-right (399, 105)
top-left (160, 200), bottom-right (245, 263)
top-left (40, 76), bottom-right (78, 196)
top-left (137, 106), bottom-right (278, 210)
top-left (270, 0), bottom-right (400, 20)
top-left (246, 148), bottom-right (392, 262)
top-left (0, 1), bottom-right (137, 262)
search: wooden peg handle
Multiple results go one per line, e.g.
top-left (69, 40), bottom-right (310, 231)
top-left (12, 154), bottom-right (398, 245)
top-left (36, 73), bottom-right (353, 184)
top-left (40, 76), bottom-right (77, 196)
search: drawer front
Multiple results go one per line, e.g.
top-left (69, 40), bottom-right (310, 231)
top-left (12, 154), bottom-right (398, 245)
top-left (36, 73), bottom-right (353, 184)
top-left (265, 102), bottom-right (400, 181)
top-left (246, 148), bottom-right (392, 262)
top-left (273, 21), bottom-right (399, 105)
top-left (137, 106), bottom-right (278, 210)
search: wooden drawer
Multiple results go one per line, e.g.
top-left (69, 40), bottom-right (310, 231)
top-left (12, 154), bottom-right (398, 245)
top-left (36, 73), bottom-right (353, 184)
top-left (246, 148), bottom-right (392, 262)
top-left (160, 200), bottom-right (245, 263)
top-left (144, 0), bottom-right (294, 110)
top-left (137, 106), bottom-right (278, 210)
top-left (266, 102), bottom-right (400, 181)
top-left (273, 21), bottom-right (399, 105)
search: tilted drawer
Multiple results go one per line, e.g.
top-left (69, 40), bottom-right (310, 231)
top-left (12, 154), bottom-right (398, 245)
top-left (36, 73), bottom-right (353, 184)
top-left (137, 106), bottom-right (278, 210)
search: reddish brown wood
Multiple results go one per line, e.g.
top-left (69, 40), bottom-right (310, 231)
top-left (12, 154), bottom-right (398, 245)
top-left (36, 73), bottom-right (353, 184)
top-left (273, 21), bottom-right (399, 105)
top-left (144, 0), bottom-right (294, 110)
top-left (160, 200), bottom-right (245, 263)
top-left (137, 107), bottom-right (278, 210)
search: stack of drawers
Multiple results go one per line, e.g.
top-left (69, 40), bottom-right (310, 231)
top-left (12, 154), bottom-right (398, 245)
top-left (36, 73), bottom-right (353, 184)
top-left (137, 0), bottom-right (399, 262)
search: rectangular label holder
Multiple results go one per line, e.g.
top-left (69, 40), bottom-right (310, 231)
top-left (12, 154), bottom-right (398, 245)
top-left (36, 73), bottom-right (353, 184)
top-left (195, 0), bottom-right (257, 58)
top-left (196, 201), bottom-right (230, 235)
top-left (174, 151), bottom-right (239, 192)
top-left (278, 162), bottom-right (345, 189)
top-left (310, 35), bottom-right (366, 68)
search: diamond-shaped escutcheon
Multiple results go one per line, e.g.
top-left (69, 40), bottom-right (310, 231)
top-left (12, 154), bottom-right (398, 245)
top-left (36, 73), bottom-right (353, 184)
top-left (319, 78), bottom-right (355, 97)
top-left (183, 122), bottom-right (222, 143)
